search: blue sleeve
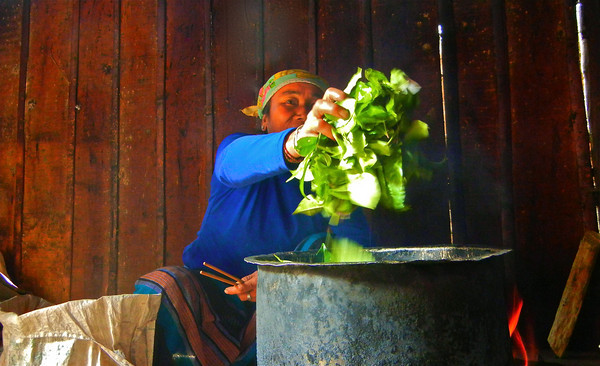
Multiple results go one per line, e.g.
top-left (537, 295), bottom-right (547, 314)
top-left (215, 129), bottom-right (295, 188)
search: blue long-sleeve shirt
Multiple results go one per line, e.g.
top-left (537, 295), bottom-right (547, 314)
top-left (182, 128), bottom-right (372, 277)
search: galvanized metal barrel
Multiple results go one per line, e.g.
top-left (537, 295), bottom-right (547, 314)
top-left (246, 246), bottom-right (512, 366)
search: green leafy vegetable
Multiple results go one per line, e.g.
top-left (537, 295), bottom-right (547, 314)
top-left (289, 67), bottom-right (433, 219)
top-left (316, 238), bottom-right (375, 263)
top-left (273, 254), bottom-right (291, 263)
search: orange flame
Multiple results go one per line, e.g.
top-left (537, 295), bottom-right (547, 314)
top-left (508, 286), bottom-right (528, 365)
top-left (508, 289), bottom-right (523, 337)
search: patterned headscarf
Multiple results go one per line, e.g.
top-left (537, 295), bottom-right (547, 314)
top-left (241, 69), bottom-right (329, 118)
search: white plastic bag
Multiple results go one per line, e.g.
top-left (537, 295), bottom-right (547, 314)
top-left (0, 294), bottom-right (160, 366)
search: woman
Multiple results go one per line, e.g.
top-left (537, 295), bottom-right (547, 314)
top-left (135, 70), bottom-right (372, 365)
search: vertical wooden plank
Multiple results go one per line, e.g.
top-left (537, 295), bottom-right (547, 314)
top-left (370, 0), bottom-right (450, 246)
top-left (264, 0), bottom-right (311, 75)
top-left (432, 4), bottom-right (461, 243)
top-left (164, 1), bottom-right (212, 265)
top-left (436, 0), bottom-right (467, 245)
top-left (118, 0), bottom-right (164, 293)
top-left (579, 0), bottom-right (600, 348)
top-left (563, 2), bottom-right (597, 235)
top-left (580, 0), bottom-right (600, 223)
top-left (559, 0), bottom-right (600, 350)
top-left (506, 0), bottom-right (593, 346)
top-left (212, 0), bottom-right (262, 144)
top-left (70, 0), bottom-right (119, 300)
top-left (21, 0), bottom-right (78, 303)
top-left (453, 0), bottom-right (504, 247)
top-left (317, 0), bottom-right (371, 86)
top-left (0, 0), bottom-right (25, 280)
top-left (491, 0), bottom-right (517, 253)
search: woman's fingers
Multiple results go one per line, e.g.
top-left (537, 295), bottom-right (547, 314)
top-left (240, 271), bottom-right (257, 289)
top-left (301, 87), bottom-right (349, 140)
top-left (311, 99), bottom-right (350, 121)
top-left (313, 88), bottom-right (350, 120)
top-left (224, 271), bottom-right (257, 302)
top-left (322, 87), bottom-right (347, 103)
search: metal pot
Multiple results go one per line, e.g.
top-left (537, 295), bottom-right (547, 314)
top-left (246, 246), bottom-right (512, 366)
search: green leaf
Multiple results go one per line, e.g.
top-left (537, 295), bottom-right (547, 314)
top-left (367, 140), bottom-right (392, 156)
top-left (273, 254), bottom-right (292, 263)
top-left (328, 238), bottom-right (375, 263)
top-left (316, 243), bottom-right (332, 263)
top-left (390, 69), bottom-right (421, 95)
top-left (295, 136), bottom-right (319, 156)
top-left (292, 195), bottom-right (323, 216)
top-left (347, 172), bottom-right (381, 209)
top-left (343, 68), bottom-right (363, 94)
top-left (403, 120), bottom-right (429, 143)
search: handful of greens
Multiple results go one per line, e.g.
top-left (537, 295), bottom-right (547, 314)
top-left (289, 67), bottom-right (432, 219)
top-left (273, 237), bottom-right (375, 264)
top-left (316, 238), bottom-right (375, 263)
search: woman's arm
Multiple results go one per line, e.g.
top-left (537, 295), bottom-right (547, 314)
top-left (214, 129), bottom-right (294, 188)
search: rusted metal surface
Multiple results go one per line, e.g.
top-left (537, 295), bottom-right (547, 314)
top-left (248, 247), bottom-right (511, 365)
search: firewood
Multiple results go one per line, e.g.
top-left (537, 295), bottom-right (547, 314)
top-left (548, 231), bottom-right (600, 357)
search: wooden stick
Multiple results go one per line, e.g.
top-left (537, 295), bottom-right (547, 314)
top-left (199, 270), bottom-right (237, 286)
top-left (203, 262), bottom-right (241, 283)
top-left (548, 231), bottom-right (600, 357)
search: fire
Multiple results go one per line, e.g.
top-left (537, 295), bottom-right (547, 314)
top-left (508, 286), bottom-right (532, 365)
top-left (508, 287), bottom-right (523, 337)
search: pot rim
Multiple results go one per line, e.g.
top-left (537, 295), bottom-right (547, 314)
top-left (245, 245), bottom-right (512, 267)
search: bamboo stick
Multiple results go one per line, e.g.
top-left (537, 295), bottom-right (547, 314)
top-left (202, 262), bottom-right (241, 283)
top-left (199, 271), bottom-right (237, 286)
top-left (548, 231), bottom-right (600, 357)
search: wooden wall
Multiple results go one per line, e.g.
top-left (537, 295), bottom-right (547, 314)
top-left (1, 0), bottom-right (599, 353)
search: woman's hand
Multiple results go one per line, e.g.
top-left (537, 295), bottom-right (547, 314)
top-left (284, 87), bottom-right (350, 160)
top-left (300, 87), bottom-right (350, 140)
top-left (224, 271), bottom-right (257, 302)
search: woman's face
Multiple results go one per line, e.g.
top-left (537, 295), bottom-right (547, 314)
top-left (261, 82), bottom-right (323, 133)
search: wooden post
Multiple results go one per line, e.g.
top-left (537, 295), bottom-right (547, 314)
top-left (548, 231), bottom-right (600, 357)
